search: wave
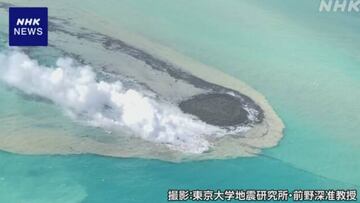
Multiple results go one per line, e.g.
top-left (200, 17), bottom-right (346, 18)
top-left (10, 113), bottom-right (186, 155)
top-left (0, 49), bottom-right (228, 154)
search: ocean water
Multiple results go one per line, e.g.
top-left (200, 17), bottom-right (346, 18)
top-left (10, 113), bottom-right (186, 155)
top-left (0, 0), bottom-right (359, 202)
top-left (89, 0), bottom-right (360, 183)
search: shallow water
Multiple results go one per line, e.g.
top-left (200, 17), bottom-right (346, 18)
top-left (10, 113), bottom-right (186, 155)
top-left (0, 151), bottom-right (352, 203)
top-left (0, 0), bottom-right (359, 202)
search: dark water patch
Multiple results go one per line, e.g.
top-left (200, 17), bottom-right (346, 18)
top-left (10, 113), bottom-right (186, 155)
top-left (179, 93), bottom-right (250, 126)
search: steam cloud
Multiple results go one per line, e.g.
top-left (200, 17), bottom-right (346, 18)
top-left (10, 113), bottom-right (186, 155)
top-left (0, 50), bottom-right (223, 153)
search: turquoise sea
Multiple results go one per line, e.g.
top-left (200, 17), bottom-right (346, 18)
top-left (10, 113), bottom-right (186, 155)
top-left (0, 0), bottom-right (359, 202)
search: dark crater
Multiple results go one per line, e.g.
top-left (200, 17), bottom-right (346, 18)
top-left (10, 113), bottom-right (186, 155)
top-left (179, 93), bottom-right (252, 127)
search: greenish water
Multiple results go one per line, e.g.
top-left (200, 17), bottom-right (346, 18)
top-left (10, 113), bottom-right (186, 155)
top-left (89, 0), bottom-right (360, 184)
top-left (0, 0), bottom-right (359, 202)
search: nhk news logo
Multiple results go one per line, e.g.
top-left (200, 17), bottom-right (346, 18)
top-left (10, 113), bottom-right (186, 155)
top-left (9, 7), bottom-right (48, 46)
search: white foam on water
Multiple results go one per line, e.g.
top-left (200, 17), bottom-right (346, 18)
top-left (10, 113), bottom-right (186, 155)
top-left (0, 49), bottom-right (228, 154)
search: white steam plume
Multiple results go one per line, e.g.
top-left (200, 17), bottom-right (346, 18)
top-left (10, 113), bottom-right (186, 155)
top-left (0, 50), bottom-right (222, 153)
